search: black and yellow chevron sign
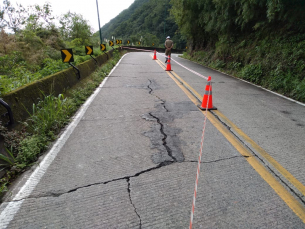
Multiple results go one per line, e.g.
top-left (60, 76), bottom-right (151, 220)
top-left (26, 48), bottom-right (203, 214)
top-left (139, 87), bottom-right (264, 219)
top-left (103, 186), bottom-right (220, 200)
top-left (120, 40), bottom-right (122, 44)
top-left (152, 43), bottom-right (155, 46)
top-left (61, 49), bottom-right (74, 63)
top-left (109, 40), bottom-right (114, 46)
top-left (85, 46), bottom-right (93, 55)
top-left (138, 41), bottom-right (141, 45)
top-left (116, 39), bottom-right (119, 45)
top-left (127, 40), bottom-right (130, 44)
top-left (100, 44), bottom-right (106, 51)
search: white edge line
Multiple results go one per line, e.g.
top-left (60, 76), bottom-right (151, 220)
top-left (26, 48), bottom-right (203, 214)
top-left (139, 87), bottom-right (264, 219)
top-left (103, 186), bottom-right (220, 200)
top-left (0, 53), bottom-right (128, 229)
top-left (175, 55), bottom-right (305, 107)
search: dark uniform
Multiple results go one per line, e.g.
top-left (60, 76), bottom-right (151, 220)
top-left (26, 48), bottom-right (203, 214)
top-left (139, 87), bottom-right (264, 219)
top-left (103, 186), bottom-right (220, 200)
top-left (165, 37), bottom-right (173, 63)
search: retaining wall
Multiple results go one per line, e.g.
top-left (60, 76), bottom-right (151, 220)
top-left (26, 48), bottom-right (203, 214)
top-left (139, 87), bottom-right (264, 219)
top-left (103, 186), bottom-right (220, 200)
top-left (0, 49), bottom-right (116, 127)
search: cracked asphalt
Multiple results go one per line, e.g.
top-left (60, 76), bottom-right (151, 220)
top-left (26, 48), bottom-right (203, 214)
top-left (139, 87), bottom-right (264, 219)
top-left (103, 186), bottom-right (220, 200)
top-left (0, 52), bottom-right (304, 228)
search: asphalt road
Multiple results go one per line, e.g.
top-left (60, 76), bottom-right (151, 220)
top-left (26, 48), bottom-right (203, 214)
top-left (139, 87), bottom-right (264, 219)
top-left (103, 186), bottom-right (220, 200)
top-left (0, 52), bottom-right (304, 228)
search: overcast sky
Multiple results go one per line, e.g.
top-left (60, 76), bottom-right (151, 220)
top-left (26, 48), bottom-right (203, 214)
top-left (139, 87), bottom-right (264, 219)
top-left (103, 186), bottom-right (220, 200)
top-left (10, 0), bottom-right (135, 32)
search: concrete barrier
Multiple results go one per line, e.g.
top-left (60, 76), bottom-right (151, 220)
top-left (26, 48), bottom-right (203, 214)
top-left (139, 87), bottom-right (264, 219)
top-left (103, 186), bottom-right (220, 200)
top-left (122, 46), bottom-right (185, 54)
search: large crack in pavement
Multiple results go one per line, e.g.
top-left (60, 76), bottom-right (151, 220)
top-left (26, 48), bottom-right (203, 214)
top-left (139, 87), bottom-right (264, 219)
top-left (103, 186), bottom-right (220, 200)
top-left (7, 157), bottom-right (246, 204)
top-left (143, 79), bottom-right (185, 164)
top-left (127, 178), bottom-right (142, 228)
top-left (17, 161), bottom-right (174, 202)
top-left (147, 79), bottom-right (153, 94)
top-left (148, 113), bottom-right (177, 162)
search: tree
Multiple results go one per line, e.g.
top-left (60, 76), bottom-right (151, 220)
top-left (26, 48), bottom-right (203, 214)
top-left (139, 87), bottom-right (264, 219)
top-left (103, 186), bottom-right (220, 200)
top-left (143, 33), bottom-right (159, 47)
top-left (59, 12), bottom-right (92, 44)
top-left (25, 3), bottom-right (54, 31)
top-left (0, 0), bottom-right (26, 33)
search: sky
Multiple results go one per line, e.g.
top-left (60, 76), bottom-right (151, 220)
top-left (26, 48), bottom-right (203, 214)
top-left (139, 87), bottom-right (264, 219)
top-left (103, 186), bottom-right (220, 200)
top-left (10, 0), bottom-right (135, 32)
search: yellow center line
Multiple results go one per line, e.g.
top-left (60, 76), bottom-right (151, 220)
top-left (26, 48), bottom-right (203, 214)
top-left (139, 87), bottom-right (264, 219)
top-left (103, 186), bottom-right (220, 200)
top-left (213, 110), bottom-right (305, 196)
top-left (153, 57), bottom-right (305, 223)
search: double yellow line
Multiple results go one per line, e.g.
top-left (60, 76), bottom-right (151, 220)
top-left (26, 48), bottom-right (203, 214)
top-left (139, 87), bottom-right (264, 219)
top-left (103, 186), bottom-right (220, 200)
top-left (154, 57), bottom-right (305, 223)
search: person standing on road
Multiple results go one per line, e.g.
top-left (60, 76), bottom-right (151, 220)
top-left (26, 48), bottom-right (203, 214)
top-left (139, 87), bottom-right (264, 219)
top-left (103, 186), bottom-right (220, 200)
top-left (165, 36), bottom-right (173, 63)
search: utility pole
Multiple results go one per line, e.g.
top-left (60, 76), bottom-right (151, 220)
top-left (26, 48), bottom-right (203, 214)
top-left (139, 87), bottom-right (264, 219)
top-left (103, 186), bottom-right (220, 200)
top-left (164, 3), bottom-right (166, 37)
top-left (96, 0), bottom-right (102, 44)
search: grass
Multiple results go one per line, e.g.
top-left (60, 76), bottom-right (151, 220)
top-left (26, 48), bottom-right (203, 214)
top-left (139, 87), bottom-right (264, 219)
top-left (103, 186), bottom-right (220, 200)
top-left (0, 147), bottom-right (16, 171)
top-left (0, 50), bottom-right (123, 199)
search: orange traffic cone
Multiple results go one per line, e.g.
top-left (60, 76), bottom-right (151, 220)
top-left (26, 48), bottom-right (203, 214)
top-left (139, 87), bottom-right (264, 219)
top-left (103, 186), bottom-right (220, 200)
top-left (198, 76), bottom-right (217, 110)
top-left (153, 50), bottom-right (157, 60)
top-left (165, 55), bottom-right (172, 71)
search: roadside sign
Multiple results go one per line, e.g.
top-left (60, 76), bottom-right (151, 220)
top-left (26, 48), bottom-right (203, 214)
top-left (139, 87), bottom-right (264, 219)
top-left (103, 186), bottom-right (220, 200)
top-left (152, 43), bottom-right (155, 46)
top-left (100, 44), bottom-right (106, 51)
top-left (109, 40), bottom-right (114, 46)
top-left (127, 40), bottom-right (130, 44)
top-left (61, 49), bottom-right (74, 63)
top-left (138, 41), bottom-right (141, 45)
top-left (85, 46), bottom-right (93, 55)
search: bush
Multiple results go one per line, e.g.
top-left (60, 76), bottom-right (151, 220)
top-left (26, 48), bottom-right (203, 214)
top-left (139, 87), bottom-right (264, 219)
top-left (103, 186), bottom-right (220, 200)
top-left (293, 80), bottom-right (305, 101)
top-left (39, 58), bottom-right (68, 77)
top-left (16, 135), bottom-right (47, 168)
top-left (26, 93), bottom-right (73, 136)
top-left (241, 64), bottom-right (263, 84)
top-left (0, 52), bottom-right (24, 74)
top-left (209, 59), bottom-right (226, 69)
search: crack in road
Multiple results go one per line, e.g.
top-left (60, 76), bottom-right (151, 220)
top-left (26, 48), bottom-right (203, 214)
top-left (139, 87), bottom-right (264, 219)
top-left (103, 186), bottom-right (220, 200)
top-left (4, 155), bottom-right (248, 205)
top-left (127, 178), bottom-right (142, 228)
top-left (147, 80), bottom-right (153, 94)
top-left (186, 155), bottom-right (248, 163)
top-left (147, 80), bottom-right (169, 112)
top-left (148, 113), bottom-right (177, 162)
top-left (12, 161), bottom-right (174, 202)
top-left (146, 79), bottom-right (179, 162)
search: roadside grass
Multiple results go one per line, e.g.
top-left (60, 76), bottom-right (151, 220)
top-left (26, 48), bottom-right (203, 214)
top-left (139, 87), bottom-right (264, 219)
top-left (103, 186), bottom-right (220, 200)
top-left (181, 33), bottom-right (305, 103)
top-left (0, 50), bottom-right (123, 199)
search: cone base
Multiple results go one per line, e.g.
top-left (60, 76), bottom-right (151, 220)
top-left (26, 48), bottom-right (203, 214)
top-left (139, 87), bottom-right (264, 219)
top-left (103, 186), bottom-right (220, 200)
top-left (197, 105), bottom-right (217, 110)
top-left (165, 69), bottom-right (172, 71)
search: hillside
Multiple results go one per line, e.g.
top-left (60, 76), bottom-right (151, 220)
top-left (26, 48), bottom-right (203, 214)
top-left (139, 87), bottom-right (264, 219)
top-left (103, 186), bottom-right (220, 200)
top-left (95, 0), bottom-right (186, 49)
top-left (170, 0), bottom-right (305, 102)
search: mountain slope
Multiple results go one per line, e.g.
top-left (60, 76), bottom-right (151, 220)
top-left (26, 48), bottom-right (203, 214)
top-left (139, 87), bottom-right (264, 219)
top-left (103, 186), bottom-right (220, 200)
top-left (95, 0), bottom-right (185, 48)
top-left (170, 0), bottom-right (305, 102)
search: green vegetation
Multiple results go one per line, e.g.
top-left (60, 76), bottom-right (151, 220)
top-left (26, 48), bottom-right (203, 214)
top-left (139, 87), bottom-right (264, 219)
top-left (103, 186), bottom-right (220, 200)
top-left (0, 1), bottom-right (101, 96)
top-left (0, 51), bottom-right (122, 199)
top-left (98, 0), bottom-right (186, 49)
top-left (170, 0), bottom-right (305, 102)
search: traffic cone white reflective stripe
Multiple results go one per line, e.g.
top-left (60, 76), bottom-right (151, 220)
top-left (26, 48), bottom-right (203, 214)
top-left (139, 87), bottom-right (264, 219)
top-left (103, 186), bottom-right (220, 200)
top-left (198, 76), bottom-right (217, 110)
top-left (153, 50), bottom-right (157, 60)
top-left (165, 55), bottom-right (172, 71)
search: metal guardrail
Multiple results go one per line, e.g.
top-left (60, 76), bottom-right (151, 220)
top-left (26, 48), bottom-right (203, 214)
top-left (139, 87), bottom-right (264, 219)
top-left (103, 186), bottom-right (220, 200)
top-left (0, 99), bottom-right (14, 126)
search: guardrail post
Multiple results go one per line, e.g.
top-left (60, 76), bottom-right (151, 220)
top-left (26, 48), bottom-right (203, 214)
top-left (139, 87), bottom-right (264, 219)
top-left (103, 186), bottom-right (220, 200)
top-left (0, 99), bottom-right (14, 126)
